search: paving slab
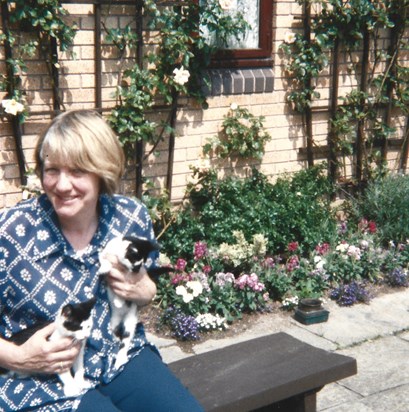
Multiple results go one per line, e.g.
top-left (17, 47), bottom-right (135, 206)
top-left (335, 335), bottom-right (409, 397)
top-left (146, 288), bottom-right (409, 410)
top-left (317, 381), bottom-right (363, 411)
top-left (321, 383), bottom-right (409, 412)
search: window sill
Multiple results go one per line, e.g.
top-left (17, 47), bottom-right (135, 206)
top-left (203, 68), bottom-right (274, 96)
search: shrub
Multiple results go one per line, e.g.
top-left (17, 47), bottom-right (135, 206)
top-left (384, 268), bottom-right (409, 288)
top-left (349, 174), bottom-right (409, 244)
top-left (158, 165), bottom-right (337, 261)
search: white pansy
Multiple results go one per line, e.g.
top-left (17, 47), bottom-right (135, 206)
top-left (2, 98), bottom-right (25, 116)
top-left (175, 285), bottom-right (192, 303)
top-left (173, 66), bottom-right (190, 85)
top-left (230, 102), bottom-right (238, 110)
top-left (186, 280), bottom-right (203, 297)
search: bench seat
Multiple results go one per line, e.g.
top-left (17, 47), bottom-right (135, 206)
top-left (169, 332), bottom-right (357, 412)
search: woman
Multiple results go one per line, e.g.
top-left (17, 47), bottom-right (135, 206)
top-left (0, 110), bottom-right (204, 411)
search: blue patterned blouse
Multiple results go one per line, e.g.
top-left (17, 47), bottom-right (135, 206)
top-left (0, 193), bottom-right (159, 411)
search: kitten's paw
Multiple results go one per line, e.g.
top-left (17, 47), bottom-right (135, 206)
top-left (63, 382), bottom-right (81, 397)
top-left (114, 352), bottom-right (128, 370)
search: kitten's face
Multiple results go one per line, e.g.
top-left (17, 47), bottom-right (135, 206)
top-left (58, 298), bottom-right (96, 340)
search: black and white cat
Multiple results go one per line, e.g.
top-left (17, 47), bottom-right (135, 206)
top-left (0, 297), bottom-right (96, 397)
top-left (98, 236), bottom-right (170, 369)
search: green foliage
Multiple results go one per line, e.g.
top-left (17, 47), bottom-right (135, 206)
top-left (279, 33), bottom-right (327, 112)
top-left (280, 0), bottom-right (409, 181)
top-left (106, 0), bottom-right (250, 150)
top-left (0, 0), bottom-right (77, 120)
top-left (203, 105), bottom-right (271, 160)
top-left (348, 174), bottom-right (409, 244)
top-left (157, 165), bottom-right (337, 261)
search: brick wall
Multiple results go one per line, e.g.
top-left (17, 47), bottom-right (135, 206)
top-left (0, 1), bottom-right (408, 208)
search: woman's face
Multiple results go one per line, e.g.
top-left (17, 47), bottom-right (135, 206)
top-left (42, 156), bottom-right (101, 225)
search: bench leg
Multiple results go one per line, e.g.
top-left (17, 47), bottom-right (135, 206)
top-left (253, 388), bottom-right (321, 412)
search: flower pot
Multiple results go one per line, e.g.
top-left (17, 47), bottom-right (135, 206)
top-left (298, 298), bottom-right (323, 312)
top-left (294, 298), bottom-right (329, 325)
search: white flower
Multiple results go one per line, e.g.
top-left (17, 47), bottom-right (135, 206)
top-left (37, 230), bottom-right (49, 241)
top-left (173, 66), bottom-right (190, 86)
top-left (176, 285), bottom-right (194, 303)
top-left (25, 173), bottom-right (42, 193)
top-left (61, 268), bottom-right (73, 281)
top-left (196, 313), bottom-right (227, 331)
top-left (336, 243), bottom-right (349, 253)
top-left (20, 269), bottom-right (31, 282)
top-left (314, 255), bottom-right (326, 269)
top-left (219, 0), bottom-right (235, 10)
top-left (2, 99), bottom-right (25, 116)
top-left (347, 245), bottom-right (361, 260)
top-left (16, 224), bottom-right (25, 237)
top-left (284, 32), bottom-right (296, 44)
top-left (186, 280), bottom-right (203, 297)
top-left (14, 383), bottom-right (24, 394)
top-left (158, 253), bottom-right (171, 266)
top-left (92, 329), bottom-right (102, 340)
top-left (230, 102), bottom-right (238, 111)
top-left (44, 290), bottom-right (57, 305)
top-left (359, 239), bottom-right (369, 249)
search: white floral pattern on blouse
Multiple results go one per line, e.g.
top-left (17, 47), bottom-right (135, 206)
top-left (0, 194), bottom-right (159, 411)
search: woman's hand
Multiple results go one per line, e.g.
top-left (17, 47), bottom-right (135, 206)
top-left (1, 323), bottom-right (81, 375)
top-left (106, 256), bottom-right (157, 306)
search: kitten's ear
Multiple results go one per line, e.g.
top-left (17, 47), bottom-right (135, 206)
top-left (61, 304), bottom-right (73, 318)
top-left (83, 297), bottom-right (96, 312)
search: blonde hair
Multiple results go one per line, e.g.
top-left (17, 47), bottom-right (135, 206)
top-left (35, 110), bottom-right (125, 195)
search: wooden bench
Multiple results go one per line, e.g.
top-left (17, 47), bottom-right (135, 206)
top-left (169, 332), bottom-right (357, 412)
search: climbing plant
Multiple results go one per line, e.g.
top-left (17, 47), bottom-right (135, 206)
top-left (0, 0), bottom-right (77, 118)
top-left (105, 0), bottom-right (249, 154)
top-left (280, 0), bottom-right (409, 184)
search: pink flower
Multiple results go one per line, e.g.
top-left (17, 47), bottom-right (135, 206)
top-left (368, 221), bottom-right (377, 234)
top-left (194, 241), bottom-right (208, 260)
top-left (175, 258), bottom-right (187, 271)
top-left (286, 255), bottom-right (299, 272)
top-left (315, 242), bottom-right (330, 255)
top-left (262, 257), bottom-right (275, 268)
top-left (287, 241), bottom-right (299, 253)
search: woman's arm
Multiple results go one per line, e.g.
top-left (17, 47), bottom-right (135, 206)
top-left (0, 323), bottom-right (81, 374)
top-left (106, 263), bottom-right (157, 306)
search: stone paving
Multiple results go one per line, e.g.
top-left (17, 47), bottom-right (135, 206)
top-left (146, 288), bottom-right (409, 412)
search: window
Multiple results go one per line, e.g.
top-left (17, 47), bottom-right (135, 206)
top-left (205, 0), bottom-right (274, 68)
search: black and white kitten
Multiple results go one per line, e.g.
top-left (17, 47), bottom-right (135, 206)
top-left (0, 297), bottom-right (96, 397)
top-left (98, 236), bottom-right (170, 369)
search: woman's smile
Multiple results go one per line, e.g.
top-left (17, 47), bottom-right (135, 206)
top-left (42, 158), bottom-right (100, 225)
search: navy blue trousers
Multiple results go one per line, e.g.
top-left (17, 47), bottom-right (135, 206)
top-left (76, 346), bottom-right (204, 412)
